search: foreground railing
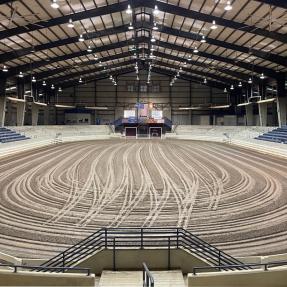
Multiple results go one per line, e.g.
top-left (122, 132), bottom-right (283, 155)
top-left (39, 227), bottom-right (249, 272)
top-left (0, 263), bottom-right (90, 276)
top-left (193, 261), bottom-right (287, 275)
top-left (143, 262), bottom-right (154, 287)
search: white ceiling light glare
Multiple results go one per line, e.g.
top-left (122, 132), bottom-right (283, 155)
top-left (224, 1), bottom-right (233, 11)
top-left (31, 76), bottom-right (36, 83)
top-left (200, 35), bottom-right (206, 43)
top-left (79, 34), bottom-right (84, 42)
top-left (2, 65), bottom-right (8, 72)
top-left (51, 0), bottom-right (59, 9)
top-left (248, 77), bottom-right (253, 84)
top-left (58, 87), bottom-right (62, 92)
top-left (194, 47), bottom-right (199, 53)
top-left (238, 81), bottom-right (242, 87)
top-left (87, 45), bottom-right (92, 53)
top-left (224, 87), bottom-right (227, 93)
top-left (260, 73), bottom-right (265, 80)
top-left (230, 84), bottom-right (234, 90)
top-left (126, 4), bottom-right (132, 14)
top-left (128, 22), bottom-right (134, 30)
top-left (187, 55), bottom-right (192, 61)
top-left (42, 81), bottom-right (47, 86)
top-left (150, 45), bottom-right (155, 51)
top-left (151, 36), bottom-right (156, 43)
top-left (51, 84), bottom-right (55, 90)
top-left (203, 78), bottom-right (207, 84)
top-left (99, 61), bottom-right (103, 67)
top-left (153, 5), bottom-right (159, 15)
top-left (67, 18), bottom-right (74, 28)
top-left (153, 22), bottom-right (159, 30)
top-left (211, 20), bottom-right (218, 30)
top-left (18, 71), bottom-right (24, 78)
top-left (94, 54), bottom-right (98, 60)
top-left (79, 77), bottom-right (83, 83)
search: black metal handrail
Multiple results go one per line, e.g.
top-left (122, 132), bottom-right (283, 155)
top-left (0, 263), bottom-right (90, 276)
top-left (39, 227), bottom-right (248, 272)
top-left (143, 262), bottom-right (154, 287)
top-left (193, 261), bottom-right (287, 275)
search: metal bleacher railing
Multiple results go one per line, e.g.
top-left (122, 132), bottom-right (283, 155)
top-left (37, 228), bottom-right (250, 273)
top-left (143, 262), bottom-right (154, 287)
top-left (193, 261), bottom-right (287, 275)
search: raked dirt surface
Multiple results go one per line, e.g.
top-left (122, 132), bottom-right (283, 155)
top-left (0, 139), bottom-right (287, 258)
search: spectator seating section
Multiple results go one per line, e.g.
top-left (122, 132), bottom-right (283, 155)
top-left (256, 126), bottom-right (287, 144)
top-left (0, 127), bottom-right (29, 144)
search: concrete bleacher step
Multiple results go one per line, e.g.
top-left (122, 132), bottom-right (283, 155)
top-left (99, 270), bottom-right (185, 287)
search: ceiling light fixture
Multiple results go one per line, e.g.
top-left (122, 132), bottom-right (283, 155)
top-left (153, 5), bottom-right (159, 15)
top-left (126, 4), bottom-right (132, 14)
top-left (224, 88), bottom-right (227, 93)
top-left (2, 65), bottom-right (8, 72)
top-left (79, 34), bottom-right (84, 42)
top-left (51, 84), bottom-right (55, 90)
top-left (87, 45), bottom-right (92, 52)
top-left (248, 77), bottom-right (252, 84)
top-left (150, 46), bottom-right (155, 51)
top-left (200, 35), bottom-right (206, 43)
top-left (128, 22), bottom-right (134, 30)
top-left (194, 47), bottom-right (199, 53)
top-left (153, 22), bottom-right (158, 30)
top-left (18, 71), bottom-right (24, 78)
top-left (79, 77), bottom-right (83, 83)
top-left (67, 18), bottom-right (74, 28)
top-left (238, 81), bottom-right (242, 87)
top-left (58, 87), bottom-right (62, 92)
top-left (151, 36), bottom-right (156, 42)
top-left (187, 55), bottom-right (192, 61)
top-left (211, 20), bottom-right (218, 30)
top-left (51, 0), bottom-right (59, 9)
top-left (230, 84), bottom-right (234, 90)
top-left (224, 1), bottom-right (233, 11)
top-left (32, 76), bottom-right (36, 83)
top-left (203, 78), bottom-right (207, 84)
top-left (260, 73), bottom-right (265, 79)
top-left (42, 81), bottom-right (47, 86)
top-left (94, 54), bottom-right (98, 60)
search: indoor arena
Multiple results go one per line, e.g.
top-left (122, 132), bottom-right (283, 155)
top-left (0, 0), bottom-right (286, 286)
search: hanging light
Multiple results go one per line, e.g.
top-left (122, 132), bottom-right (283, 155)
top-left (51, 84), bottom-right (55, 90)
top-left (87, 45), bottom-right (92, 52)
top-left (194, 47), bottom-right (199, 53)
top-left (18, 71), bottom-right (24, 78)
top-left (224, 88), bottom-right (227, 93)
top-left (136, 75), bottom-right (139, 81)
top-left (230, 84), bottom-right (234, 90)
top-left (150, 45), bottom-right (155, 51)
top-left (42, 81), bottom-right (47, 86)
top-left (79, 34), bottom-right (84, 42)
top-left (2, 65), bottom-right (8, 72)
top-left (79, 77), bottom-right (83, 83)
top-left (114, 82), bottom-right (117, 86)
top-left (31, 76), bottom-right (36, 83)
top-left (151, 36), bottom-right (156, 42)
top-left (58, 87), bottom-right (62, 92)
top-left (183, 62), bottom-right (187, 67)
top-left (51, 0), bottom-right (59, 9)
top-left (67, 18), bottom-right (74, 28)
top-left (94, 54), bottom-right (98, 60)
top-left (211, 20), bottom-right (218, 30)
top-left (153, 5), bottom-right (159, 15)
top-left (126, 4), bottom-right (132, 14)
top-left (224, 1), bottom-right (233, 11)
top-left (238, 81), bottom-right (242, 87)
top-left (260, 73), bottom-right (265, 79)
top-left (187, 55), bottom-right (192, 61)
top-left (203, 78), bottom-right (207, 84)
top-left (98, 61), bottom-right (103, 67)
top-left (153, 22), bottom-right (158, 30)
top-left (248, 77), bottom-right (252, 84)
top-left (128, 22), bottom-right (134, 30)
top-left (200, 35), bottom-right (206, 43)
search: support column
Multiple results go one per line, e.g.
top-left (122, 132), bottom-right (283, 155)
top-left (16, 101), bottom-right (26, 126)
top-left (0, 97), bottom-right (6, 127)
top-left (245, 104), bottom-right (254, 126)
top-left (258, 102), bottom-right (268, 126)
top-left (31, 103), bottom-right (39, 126)
top-left (44, 107), bottom-right (49, 125)
top-left (277, 97), bottom-right (287, 127)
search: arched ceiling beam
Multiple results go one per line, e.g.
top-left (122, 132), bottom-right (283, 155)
top-left (1, 37), bottom-right (279, 80)
top-left (145, 0), bottom-right (287, 44)
top-left (2, 22), bottom-right (286, 68)
top-left (0, 0), bottom-right (286, 45)
top-left (254, 0), bottom-right (287, 9)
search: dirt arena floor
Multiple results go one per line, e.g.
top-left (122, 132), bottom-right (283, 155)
top-left (0, 139), bottom-right (287, 259)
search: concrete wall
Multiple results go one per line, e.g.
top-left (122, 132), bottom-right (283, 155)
top-left (0, 270), bottom-right (94, 286)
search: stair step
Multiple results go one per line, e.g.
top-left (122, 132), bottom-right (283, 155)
top-left (99, 271), bottom-right (142, 287)
top-left (152, 270), bottom-right (185, 287)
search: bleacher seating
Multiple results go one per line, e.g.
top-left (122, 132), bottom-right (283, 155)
top-left (0, 127), bottom-right (29, 144)
top-left (256, 126), bottom-right (287, 144)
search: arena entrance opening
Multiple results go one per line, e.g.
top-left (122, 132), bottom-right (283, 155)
top-left (149, 127), bottom-right (162, 139)
top-left (125, 127), bottom-right (137, 138)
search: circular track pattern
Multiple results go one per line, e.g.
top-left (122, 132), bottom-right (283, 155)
top-left (0, 139), bottom-right (287, 258)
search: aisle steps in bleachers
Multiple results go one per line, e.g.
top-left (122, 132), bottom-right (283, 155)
top-left (0, 127), bottom-right (29, 143)
top-left (256, 126), bottom-right (287, 144)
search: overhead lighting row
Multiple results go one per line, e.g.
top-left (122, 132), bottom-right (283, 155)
top-left (109, 75), bottom-right (117, 86)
